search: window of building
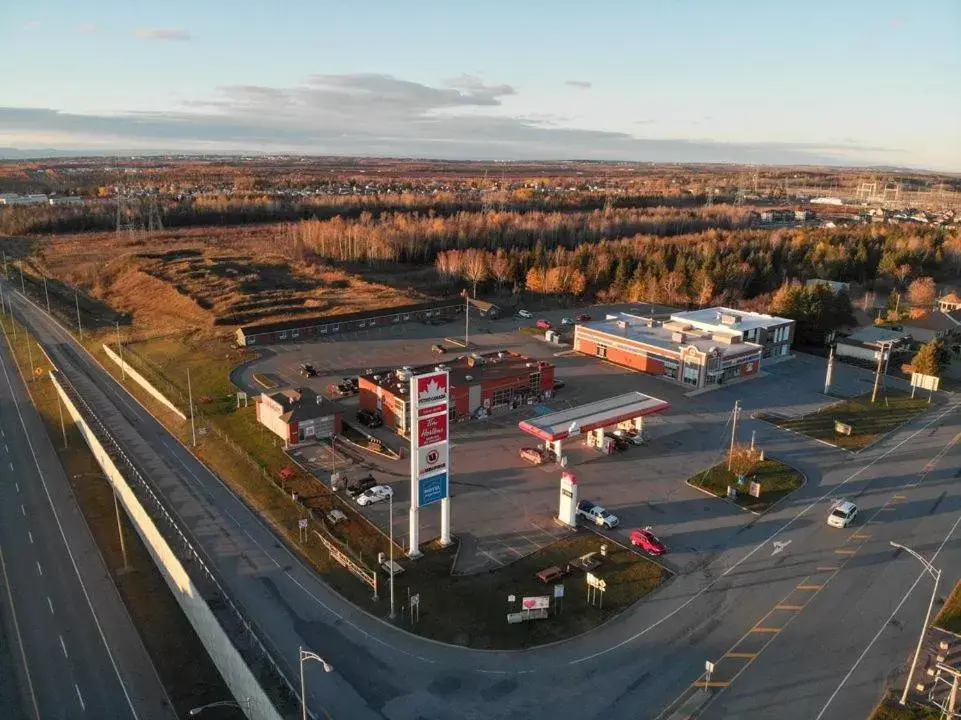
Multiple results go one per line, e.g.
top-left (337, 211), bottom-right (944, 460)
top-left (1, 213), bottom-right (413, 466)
top-left (682, 365), bottom-right (699, 386)
top-left (529, 372), bottom-right (541, 393)
top-left (247, 336), bottom-right (257, 345)
top-left (596, 344), bottom-right (608, 359)
top-left (278, 331), bottom-right (288, 340)
top-left (492, 387), bottom-right (512, 406)
top-left (291, 328), bottom-right (300, 338)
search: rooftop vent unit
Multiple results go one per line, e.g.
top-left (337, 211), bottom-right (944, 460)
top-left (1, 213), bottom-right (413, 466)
top-left (465, 375), bottom-right (473, 381)
top-left (671, 331), bottom-right (686, 343)
top-left (373, 374), bottom-right (382, 381)
top-left (719, 313), bottom-right (740, 327)
top-left (616, 320), bottom-right (630, 329)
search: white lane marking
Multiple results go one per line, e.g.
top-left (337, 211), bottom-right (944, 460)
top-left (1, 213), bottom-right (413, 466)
top-left (47, 596), bottom-right (53, 614)
top-left (75, 684), bottom-right (85, 712)
top-left (36, 561), bottom-right (42, 576)
top-left (0, 338), bottom-right (141, 720)
top-left (59, 635), bottom-right (68, 658)
top-left (27, 531), bottom-right (33, 544)
top-left (9, 461), bottom-right (13, 471)
top-left (20, 504), bottom-right (25, 516)
top-left (570, 398), bottom-right (960, 665)
top-left (771, 540), bottom-right (792, 556)
top-left (814, 508), bottom-right (961, 719)
top-left (0, 542), bottom-right (41, 719)
top-left (4, 444), bottom-right (7, 452)
top-left (14, 481), bottom-right (19, 493)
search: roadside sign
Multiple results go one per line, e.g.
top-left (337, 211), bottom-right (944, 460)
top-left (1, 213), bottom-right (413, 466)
top-left (298, 519), bottom-right (308, 529)
top-left (410, 593), bottom-right (420, 607)
top-left (554, 584), bottom-right (565, 599)
top-left (749, 481), bottom-right (761, 499)
top-left (521, 596), bottom-right (550, 610)
top-left (705, 661), bottom-right (715, 674)
top-left (834, 421), bottom-right (853, 436)
top-left (507, 594), bottom-right (515, 603)
top-left (911, 373), bottom-right (940, 392)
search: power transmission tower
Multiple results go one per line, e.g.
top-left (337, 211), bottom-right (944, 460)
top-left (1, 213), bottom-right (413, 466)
top-left (145, 196), bottom-right (164, 232)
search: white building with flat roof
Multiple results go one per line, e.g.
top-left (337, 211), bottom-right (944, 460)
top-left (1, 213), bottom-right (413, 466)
top-left (668, 307), bottom-right (795, 358)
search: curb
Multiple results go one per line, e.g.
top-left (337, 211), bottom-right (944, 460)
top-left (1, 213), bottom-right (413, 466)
top-left (684, 458), bottom-right (807, 516)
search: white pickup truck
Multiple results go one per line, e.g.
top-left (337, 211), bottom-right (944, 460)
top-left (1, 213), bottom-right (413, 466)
top-left (577, 500), bottom-right (619, 529)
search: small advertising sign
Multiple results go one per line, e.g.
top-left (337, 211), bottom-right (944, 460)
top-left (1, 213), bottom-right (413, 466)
top-left (553, 584), bottom-right (565, 599)
top-left (418, 444), bottom-right (448, 477)
top-left (417, 414), bottom-right (448, 446)
top-left (749, 481), bottom-right (761, 499)
top-left (521, 596), bottom-right (550, 610)
top-left (418, 472), bottom-right (448, 507)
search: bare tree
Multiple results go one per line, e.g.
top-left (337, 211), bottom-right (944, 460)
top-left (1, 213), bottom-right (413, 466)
top-left (462, 249), bottom-right (490, 298)
top-left (907, 276), bottom-right (936, 309)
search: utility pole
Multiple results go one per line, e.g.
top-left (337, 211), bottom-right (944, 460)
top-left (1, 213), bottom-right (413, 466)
top-left (389, 491), bottom-right (396, 620)
top-left (114, 489), bottom-right (129, 571)
top-left (727, 400), bottom-right (740, 471)
top-left (464, 292), bottom-right (470, 349)
top-left (2, 252), bottom-right (7, 278)
top-left (25, 337), bottom-right (34, 379)
top-left (57, 395), bottom-right (68, 448)
top-left (115, 321), bottom-right (126, 380)
top-left (871, 341), bottom-right (891, 404)
top-left (43, 276), bottom-right (50, 314)
top-left (187, 367), bottom-right (197, 447)
top-left (75, 291), bottom-right (83, 340)
top-left (19, 267), bottom-right (26, 296)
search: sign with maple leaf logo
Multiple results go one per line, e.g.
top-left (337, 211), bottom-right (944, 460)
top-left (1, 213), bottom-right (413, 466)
top-left (417, 373), bottom-right (448, 405)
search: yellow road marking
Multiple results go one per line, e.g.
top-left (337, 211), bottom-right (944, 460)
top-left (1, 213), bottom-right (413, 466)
top-left (893, 494), bottom-right (908, 499)
top-left (694, 681), bottom-right (731, 688)
top-left (775, 604), bottom-right (804, 611)
top-left (751, 626), bottom-right (781, 633)
top-left (797, 584), bottom-right (824, 590)
top-left (852, 533), bottom-right (871, 540)
top-left (816, 566), bottom-right (839, 571)
top-left (835, 548), bottom-right (857, 555)
top-left (725, 652), bottom-right (758, 659)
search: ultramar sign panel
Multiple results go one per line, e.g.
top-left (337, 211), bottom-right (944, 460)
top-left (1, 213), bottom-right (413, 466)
top-left (410, 369), bottom-right (450, 509)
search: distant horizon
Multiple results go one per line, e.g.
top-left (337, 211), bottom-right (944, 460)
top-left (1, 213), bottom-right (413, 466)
top-left (0, 147), bottom-right (958, 177)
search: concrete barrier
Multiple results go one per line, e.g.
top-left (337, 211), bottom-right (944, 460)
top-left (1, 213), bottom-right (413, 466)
top-left (51, 372), bottom-right (283, 720)
top-left (102, 344), bottom-right (187, 421)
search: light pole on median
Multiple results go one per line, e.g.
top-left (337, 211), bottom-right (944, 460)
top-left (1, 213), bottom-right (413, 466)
top-left (115, 321), bottom-right (126, 380)
top-left (389, 490), bottom-right (395, 620)
top-left (187, 698), bottom-right (251, 716)
top-left (74, 472), bottom-right (130, 573)
top-left (299, 646), bottom-right (333, 720)
top-left (890, 541), bottom-right (942, 706)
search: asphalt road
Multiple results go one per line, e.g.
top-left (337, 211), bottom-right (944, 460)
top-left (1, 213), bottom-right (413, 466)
top-left (8, 283), bottom-right (961, 720)
top-left (0, 313), bottom-right (175, 719)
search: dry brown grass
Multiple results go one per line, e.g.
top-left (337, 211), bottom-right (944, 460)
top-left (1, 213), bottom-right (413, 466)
top-left (27, 224), bottom-right (424, 336)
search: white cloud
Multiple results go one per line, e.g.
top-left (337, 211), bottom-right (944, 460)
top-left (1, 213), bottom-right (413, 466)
top-left (0, 73), bottom-right (910, 166)
top-left (565, 80), bottom-right (593, 90)
top-left (135, 28), bottom-right (191, 42)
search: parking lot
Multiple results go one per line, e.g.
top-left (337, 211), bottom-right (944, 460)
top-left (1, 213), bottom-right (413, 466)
top-left (236, 304), bottom-right (886, 575)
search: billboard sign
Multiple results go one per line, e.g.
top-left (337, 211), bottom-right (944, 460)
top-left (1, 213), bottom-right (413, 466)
top-left (410, 369), bottom-right (451, 510)
top-left (911, 372), bottom-right (940, 392)
top-left (418, 472), bottom-right (448, 507)
top-left (521, 596), bottom-right (550, 610)
top-left (417, 413), bottom-right (448, 446)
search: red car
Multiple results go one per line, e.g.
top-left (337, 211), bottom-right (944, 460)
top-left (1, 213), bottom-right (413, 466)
top-left (576, 313), bottom-right (592, 322)
top-left (535, 319), bottom-right (552, 330)
top-left (630, 528), bottom-right (666, 556)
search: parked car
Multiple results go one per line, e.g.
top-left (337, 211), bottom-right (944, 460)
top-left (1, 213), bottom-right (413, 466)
top-left (356, 485), bottom-right (394, 506)
top-left (630, 528), bottom-right (666, 556)
top-left (560, 317), bottom-right (573, 326)
top-left (577, 500), bottom-right (619, 529)
top-left (552, 379), bottom-right (566, 391)
top-left (535, 319), bottom-right (552, 330)
top-left (519, 447), bottom-right (546, 465)
top-left (431, 344), bottom-right (446, 354)
top-left (299, 362), bottom-right (317, 378)
top-left (576, 313), bottom-right (592, 322)
top-left (604, 432), bottom-right (630, 451)
top-left (612, 428), bottom-right (645, 446)
top-left (517, 309), bottom-right (533, 319)
top-left (345, 474), bottom-right (377, 497)
top-left (827, 499), bottom-right (858, 528)
top-left (356, 408), bottom-right (383, 428)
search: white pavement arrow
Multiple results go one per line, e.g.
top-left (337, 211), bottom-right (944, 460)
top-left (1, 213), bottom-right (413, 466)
top-left (771, 540), bottom-right (792, 556)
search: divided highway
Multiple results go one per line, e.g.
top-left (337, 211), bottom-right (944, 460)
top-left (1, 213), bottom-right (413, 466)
top-left (6, 280), bottom-right (961, 720)
top-left (0, 310), bottom-right (174, 718)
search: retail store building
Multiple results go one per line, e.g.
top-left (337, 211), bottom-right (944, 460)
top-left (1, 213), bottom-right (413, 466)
top-left (573, 307), bottom-right (794, 389)
top-left (358, 351), bottom-right (555, 435)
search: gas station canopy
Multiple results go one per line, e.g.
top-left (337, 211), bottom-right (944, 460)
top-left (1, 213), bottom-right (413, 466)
top-left (518, 391), bottom-right (671, 442)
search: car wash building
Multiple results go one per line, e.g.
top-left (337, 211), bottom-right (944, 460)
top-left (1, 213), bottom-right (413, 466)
top-left (573, 311), bottom-right (768, 389)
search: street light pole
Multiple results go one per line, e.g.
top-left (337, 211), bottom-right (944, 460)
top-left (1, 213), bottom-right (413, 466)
top-left (299, 647), bottom-right (333, 720)
top-left (465, 292), bottom-right (470, 349)
top-left (890, 541), bottom-right (942, 706)
top-left (75, 290), bottom-right (83, 340)
top-left (727, 400), bottom-right (740, 471)
top-left (43, 276), bottom-right (50, 314)
top-left (74, 473), bottom-right (129, 572)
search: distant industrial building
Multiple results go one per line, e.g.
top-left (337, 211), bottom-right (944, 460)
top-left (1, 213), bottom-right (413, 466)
top-left (256, 386), bottom-right (341, 446)
top-left (574, 307), bottom-right (794, 389)
top-left (234, 299), bottom-right (465, 346)
top-left (358, 351), bottom-right (555, 434)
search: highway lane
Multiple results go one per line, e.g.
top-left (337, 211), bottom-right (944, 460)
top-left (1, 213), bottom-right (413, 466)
top-left (0, 323), bottom-right (175, 719)
top-left (8, 281), bottom-right (961, 720)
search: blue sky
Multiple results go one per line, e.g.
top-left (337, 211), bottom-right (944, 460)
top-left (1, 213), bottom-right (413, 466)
top-left (2, 0), bottom-right (959, 169)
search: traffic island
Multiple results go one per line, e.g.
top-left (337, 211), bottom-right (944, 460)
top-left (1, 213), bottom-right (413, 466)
top-left (391, 534), bottom-right (667, 649)
top-left (869, 692), bottom-right (941, 720)
top-left (687, 458), bottom-right (804, 514)
top-left (758, 391), bottom-right (930, 451)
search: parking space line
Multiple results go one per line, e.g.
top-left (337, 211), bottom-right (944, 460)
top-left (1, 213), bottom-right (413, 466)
top-left (851, 533), bottom-right (871, 540)
top-left (797, 584), bottom-right (824, 590)
top-left (816, 566), bottom-right (839, 572)
top-left (775, 604), bottom-right (805, 611)
top-left (725, 652), bottom-right (758, 659)
top-left (834, 548), bottom-right (857, 555)
top-left (751, 626), bottom-right (781, 633)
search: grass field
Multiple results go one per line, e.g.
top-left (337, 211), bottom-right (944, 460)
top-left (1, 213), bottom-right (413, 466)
top-left (0, 317), bottom-right (231, 716)
top-left (688, 458), bottom-right (804, 513)
top-left (936, 579), bottom-right (961, 634)
top-left (869, 693), bottom-right (941, 720)
top-left (761, 391), bottom-right (931, 451)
